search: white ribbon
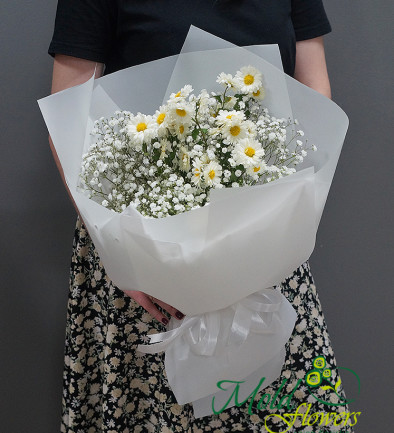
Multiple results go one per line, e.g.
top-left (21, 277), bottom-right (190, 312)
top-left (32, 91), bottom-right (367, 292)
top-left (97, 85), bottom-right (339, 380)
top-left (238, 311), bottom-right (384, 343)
top-left (137, 288), bottom-right (284, 357)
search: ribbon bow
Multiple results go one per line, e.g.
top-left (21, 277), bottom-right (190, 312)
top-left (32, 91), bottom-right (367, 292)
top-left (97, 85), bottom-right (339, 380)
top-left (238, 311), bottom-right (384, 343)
top-left (137, 288), bottom-right (284, 357)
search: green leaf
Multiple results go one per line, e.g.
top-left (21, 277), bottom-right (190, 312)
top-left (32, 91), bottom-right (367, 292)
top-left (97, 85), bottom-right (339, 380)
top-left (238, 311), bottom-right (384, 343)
top-left (192, 129), bottom-right (199, 140)
top-left (335, 378), bottom-right (342, 391)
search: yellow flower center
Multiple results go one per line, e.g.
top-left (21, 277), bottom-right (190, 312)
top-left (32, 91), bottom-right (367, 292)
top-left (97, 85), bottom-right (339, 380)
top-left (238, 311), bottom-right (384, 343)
top-left (176, 109), bottom-right (187, 117)
top-left (194, 168), bottom-right (200, 177)
top-left (175, 91), bottom-right (181, 97)
top-left (208, 169), bottom-right (216, 180)
top-left (226, 115), bottom-right (232, 119)
top-left (157, 113), bottom-right (166, 124)
top-left (230, 125), bottom-right (241, 136)
top-left (253, 90), bottom-right (260, 97)
top-left (244, 74), bottom-right (254, 85)
top-left (245, 147), bottom-right (256, 157)
top-left (136, 122), bottom-right (147, 132)
top-left (253, 166), bottom-right (260, 172)
top-left (179, 125), bottom-right (184, 134)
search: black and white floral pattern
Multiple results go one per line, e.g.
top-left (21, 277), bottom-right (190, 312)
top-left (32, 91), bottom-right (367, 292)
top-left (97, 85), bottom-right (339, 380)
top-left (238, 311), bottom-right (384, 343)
top-left (60, 218), bottom-right (354, 433)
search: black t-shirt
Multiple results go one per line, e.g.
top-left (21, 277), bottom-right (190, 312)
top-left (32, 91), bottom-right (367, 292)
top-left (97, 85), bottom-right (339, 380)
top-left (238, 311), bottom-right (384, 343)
top-left (48, 0), bottom-right (331, 77)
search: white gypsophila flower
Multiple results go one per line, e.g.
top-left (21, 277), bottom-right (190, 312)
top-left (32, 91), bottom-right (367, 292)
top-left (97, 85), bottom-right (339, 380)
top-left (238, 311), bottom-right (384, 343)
top-left (233, 65), bottom-right (263, 94)
top-left (232, 137), bottom-right (265, 167)
top-left (126, 113), bottom-right (157, 147)
top-left (179, 146), bottom-right (191, 172)
top-left (203, 161), bottom-right (222, 187)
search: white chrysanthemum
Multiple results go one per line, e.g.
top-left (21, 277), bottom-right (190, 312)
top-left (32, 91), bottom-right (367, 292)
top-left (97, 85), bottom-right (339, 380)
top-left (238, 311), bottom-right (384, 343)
top-left (246, 160), bottom-right (267, 177)
top-left (245, 120), bottom-right (258, 138)
top-left (232, 138), bottom-right (265, 167)
top-left (233, 66), bottom-right (263, 94)
top-left (197, 89), bottom-right (216, 117)
top-left (221, 117), bottom-right (249, 144)
top-left (179, 146), bottom-right (191, 172)
top-left (126, 113), bottom-right (157, 146)
top-left (191, 158), bottom-right (203, 186)
top-left (175, 123), bottom-right (190, 140)
top-left (216, 72), bottom-right (235, 87)
top-left (154, 105), bottom-right (169, 134)
top-left (159, 139), bottom-right (172, 160)
top-left (168, 84), bottom-right (194, 101)
top-left (223, 96), bottom-right (237, 109)
top-left (203, 161), bottom-right (222, 187)
top-left (216, 110), bottom-right (245, 127)
top-left (251, 86), bottom-right (266, 100)
top-left (200, 153), bottom-right (210, 165)
top-left (168, 101), bottom-right (194, 125)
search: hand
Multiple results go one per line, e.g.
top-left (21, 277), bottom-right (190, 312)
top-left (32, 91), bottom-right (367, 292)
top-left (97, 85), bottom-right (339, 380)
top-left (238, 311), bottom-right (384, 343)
top-left (124, 290), bottom-right (185, 325)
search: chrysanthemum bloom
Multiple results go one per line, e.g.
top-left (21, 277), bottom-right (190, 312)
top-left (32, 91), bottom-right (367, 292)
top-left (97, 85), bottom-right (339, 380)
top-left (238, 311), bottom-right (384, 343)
top-left (168, 100), bottom-right (194, 126)
top-left (216, 110), bottom-right (245, 127)
top-left (221, 117), bottom-right (249, 144)
top-left (154, 105), bottom-right (170, 136)
top-left (216, 72), bottom-right (235, 88)
top-left (232, 137), bottom-right (265, 167)
top-left (179, 146), bottom-right (191, 172)
top-left (159, 139), bottom-right (172, 160)
top-left (246, 161), bottom-right (267, 178)
top-left (175, 123), bottom-right (190, 141)
top-left (168, 84), bottom-right (194, 101)
top-left (191, 158), bottom-right (203, 187)
top-left (251, 86), bottom-right (266, 100)
top-left (203, 161), bottom-right (222, 187)
top-left (126, 113), bottom-right (157, 147)
top-left (233, 65), bottom-right (263, 94)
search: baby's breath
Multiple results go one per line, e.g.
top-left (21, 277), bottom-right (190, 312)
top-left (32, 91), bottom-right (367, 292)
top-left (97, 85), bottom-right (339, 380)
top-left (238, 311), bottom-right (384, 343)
top-left (80, 67), bottom-right (315, 217)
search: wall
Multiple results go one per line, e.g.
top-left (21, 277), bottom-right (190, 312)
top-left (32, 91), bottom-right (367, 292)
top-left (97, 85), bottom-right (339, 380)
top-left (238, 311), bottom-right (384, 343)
top-left (0, 1), bottom-right (392, 431)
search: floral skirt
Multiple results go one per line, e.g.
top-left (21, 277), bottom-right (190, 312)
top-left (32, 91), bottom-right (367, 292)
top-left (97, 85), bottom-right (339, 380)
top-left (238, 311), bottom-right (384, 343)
top-left (61, 218), bottom-right (354, 433)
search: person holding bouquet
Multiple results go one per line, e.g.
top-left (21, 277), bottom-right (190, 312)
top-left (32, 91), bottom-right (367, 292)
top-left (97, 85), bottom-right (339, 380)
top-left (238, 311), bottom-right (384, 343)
top-left (47, 0), bottom-right (353, 431)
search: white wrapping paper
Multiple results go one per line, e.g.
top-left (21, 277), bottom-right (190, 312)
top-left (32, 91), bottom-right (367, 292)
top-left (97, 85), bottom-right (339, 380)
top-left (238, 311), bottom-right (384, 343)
top-left (38, 27), bottom-right (348, 417)
top-left (138, 287), bottom-right (297, 417)
top-left (38, 29), bottom-right (348, 315)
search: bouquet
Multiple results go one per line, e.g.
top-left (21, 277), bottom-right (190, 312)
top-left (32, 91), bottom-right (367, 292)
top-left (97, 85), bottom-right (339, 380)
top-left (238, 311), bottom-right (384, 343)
top-left (80, 66), bottom-right (315, 217)
top-left (38, 27), bottom-right (348, 418)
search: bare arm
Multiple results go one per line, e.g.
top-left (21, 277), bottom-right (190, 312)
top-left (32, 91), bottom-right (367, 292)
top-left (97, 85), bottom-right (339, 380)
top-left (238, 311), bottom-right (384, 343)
top-left (49, 54), bottom-right (184, 323)
top-left (294, 36), bottom-right (331, 99)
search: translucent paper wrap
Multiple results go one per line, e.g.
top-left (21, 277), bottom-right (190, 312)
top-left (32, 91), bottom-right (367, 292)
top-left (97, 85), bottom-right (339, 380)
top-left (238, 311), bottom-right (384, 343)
top-left (38, 27), bottom-right (348, 418)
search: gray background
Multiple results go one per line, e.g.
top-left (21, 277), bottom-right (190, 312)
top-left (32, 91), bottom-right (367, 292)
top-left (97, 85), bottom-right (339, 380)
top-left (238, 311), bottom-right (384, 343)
top-left (0, 0), bottom-right (393, 431)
